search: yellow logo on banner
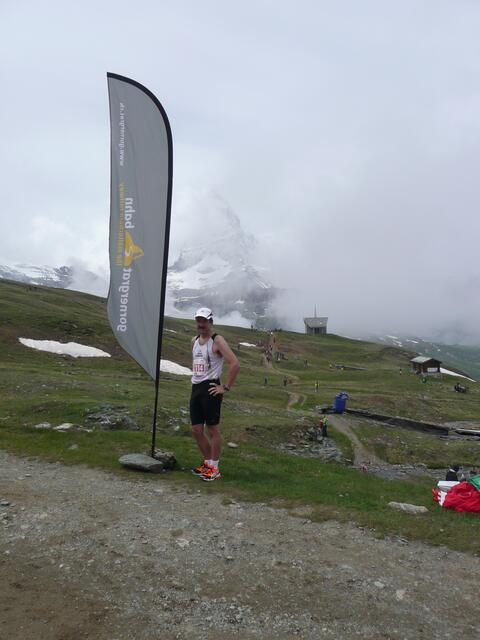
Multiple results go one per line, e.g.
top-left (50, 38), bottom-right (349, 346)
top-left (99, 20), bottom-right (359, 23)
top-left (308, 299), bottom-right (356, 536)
top-left (124, 231), bottom-right (144, 267)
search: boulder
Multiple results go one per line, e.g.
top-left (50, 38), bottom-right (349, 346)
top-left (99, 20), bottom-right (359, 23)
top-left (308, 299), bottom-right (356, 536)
top-left (33, 422), bottom-right (52, 430)
top-left (119, 453), bottom-right (165, 473)
top-left (53, 423), bottom-right (79, 431)
top-left (151, 449), bottom-right (176, 470)
top-left (388, 502), bottom-right (429, 515)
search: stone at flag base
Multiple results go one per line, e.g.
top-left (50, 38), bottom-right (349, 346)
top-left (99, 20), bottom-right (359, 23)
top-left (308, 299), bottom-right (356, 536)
top-left (119, 453), bottom-right (165, 473)
top-left (151, 449), bottom-right (176, 470)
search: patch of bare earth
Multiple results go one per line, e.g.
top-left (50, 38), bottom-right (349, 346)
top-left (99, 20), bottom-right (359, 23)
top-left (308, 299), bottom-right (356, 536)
top-left (1, 451), bottom-right (479, 639)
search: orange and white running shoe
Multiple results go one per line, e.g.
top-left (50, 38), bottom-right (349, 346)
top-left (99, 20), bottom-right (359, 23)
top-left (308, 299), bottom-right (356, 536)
top-left (201, 464), bottom-right (221, 482)
top-left (191, 461), bottom-right (209, 476)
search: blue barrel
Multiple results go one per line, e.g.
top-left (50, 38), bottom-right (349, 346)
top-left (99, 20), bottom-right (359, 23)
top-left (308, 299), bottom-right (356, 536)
top-left (333, 391), bottom-right (349, 413)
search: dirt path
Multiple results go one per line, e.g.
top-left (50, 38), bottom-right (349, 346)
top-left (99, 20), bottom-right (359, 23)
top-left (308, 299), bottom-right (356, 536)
top-left (287, 392), bottom-right (306, 409)
top-left (329, 414), bottom-right (383, 466)
top-left (262, 354), bottom-right (274, 369)
top-left (1, 450), bottom-right (480, 639)
top-left (327, 415), bottom-right (444, 481)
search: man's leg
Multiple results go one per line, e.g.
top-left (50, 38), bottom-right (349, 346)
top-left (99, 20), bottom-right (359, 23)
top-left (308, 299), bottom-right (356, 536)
top-left (200, 388), bottom-right (223, 480)
top-left (206, 424), bottom-right (222, 464)
top-left (199, 424), bottom-right (222, 481)
top-left (192, 424), bottom-right (211, 460)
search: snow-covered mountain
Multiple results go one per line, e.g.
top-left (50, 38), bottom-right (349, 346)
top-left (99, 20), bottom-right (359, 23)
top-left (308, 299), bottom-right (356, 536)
top-left (0, 264), bottom-right (73, 288)
top-left (166, 199), bottom-right (275, 324)
top-left (0, 263), bottom-right (108, 297)
top-left (1, 198), bottom-right (276, 325)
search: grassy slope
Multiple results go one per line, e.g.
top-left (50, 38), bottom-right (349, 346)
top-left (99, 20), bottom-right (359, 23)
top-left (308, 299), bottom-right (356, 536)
top-left (355, 423), bottom-right (480, 469)
top-left (0, 280), bottom-right (479, 552)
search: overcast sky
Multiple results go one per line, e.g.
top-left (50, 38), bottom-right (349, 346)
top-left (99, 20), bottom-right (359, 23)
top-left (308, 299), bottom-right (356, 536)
top-left (1, 1), bottom-right (480, 340)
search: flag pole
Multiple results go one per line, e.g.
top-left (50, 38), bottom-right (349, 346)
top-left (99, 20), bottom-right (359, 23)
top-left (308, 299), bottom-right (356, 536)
top-left (151, 377), bottom-right (161, 458)
top-left (150, 102), bottom-right (173, 459)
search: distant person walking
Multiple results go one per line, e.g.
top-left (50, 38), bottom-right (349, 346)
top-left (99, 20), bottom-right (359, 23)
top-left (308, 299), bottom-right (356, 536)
top-left (190, 308), bottom-right (240, 482)
top-left (320, 417), bottom-right (328, 438)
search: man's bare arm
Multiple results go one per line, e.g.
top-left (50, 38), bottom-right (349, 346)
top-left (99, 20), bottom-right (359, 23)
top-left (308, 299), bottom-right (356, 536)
top-left (215, 335), bottom-right (240, 389)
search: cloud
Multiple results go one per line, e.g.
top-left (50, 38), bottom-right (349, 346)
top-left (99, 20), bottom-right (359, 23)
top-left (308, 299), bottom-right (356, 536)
top-left (2, 1), bottom-right (480, 343)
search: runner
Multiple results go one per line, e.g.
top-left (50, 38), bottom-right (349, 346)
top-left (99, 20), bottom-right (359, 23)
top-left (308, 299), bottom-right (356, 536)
top-left (190, 307), bottom-right (240, 482)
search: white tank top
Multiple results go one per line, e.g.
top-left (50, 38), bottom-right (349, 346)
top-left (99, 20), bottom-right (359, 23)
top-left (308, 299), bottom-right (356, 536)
top-left (192, 334), bottom-right (224, 384)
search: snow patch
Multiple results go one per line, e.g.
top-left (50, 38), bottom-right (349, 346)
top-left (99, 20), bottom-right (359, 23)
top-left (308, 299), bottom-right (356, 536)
top-left (440, 367), bottom-right (475, 382)
top-left (160, 360), bottom-right (192, 376)
top-left (239, 342), bottom-right (257, 348)
top-left (19, 338), bottom-right (192, 375)
top-left (168, 255), bottom-right (230, 291)
top-left (19, 338), bottom-right (110, 358)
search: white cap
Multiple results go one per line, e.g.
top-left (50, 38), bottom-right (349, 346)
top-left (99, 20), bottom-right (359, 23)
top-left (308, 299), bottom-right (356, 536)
top-left (194, 307), bottom-right (213, 321)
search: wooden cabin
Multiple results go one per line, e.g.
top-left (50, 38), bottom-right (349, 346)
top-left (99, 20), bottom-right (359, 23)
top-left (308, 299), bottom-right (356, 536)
top-left (410, 356), bottom-right (442, 375)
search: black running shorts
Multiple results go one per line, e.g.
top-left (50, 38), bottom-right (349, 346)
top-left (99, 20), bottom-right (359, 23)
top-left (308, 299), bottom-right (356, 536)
top-left (190, 379), bottom-right (223, 426)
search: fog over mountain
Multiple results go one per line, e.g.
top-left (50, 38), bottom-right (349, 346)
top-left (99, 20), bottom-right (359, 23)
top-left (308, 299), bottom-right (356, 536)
top-left (165, 191), bottom-right (275, 326)
top-left (2, 185), bottom-right (480, 343)
top-left (2, 2), bottom-right (480, 343)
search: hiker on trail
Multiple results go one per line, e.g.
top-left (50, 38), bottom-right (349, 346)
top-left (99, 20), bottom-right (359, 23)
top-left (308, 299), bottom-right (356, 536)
top-left (304, 359), bottom-right (308, 369)
top-left (190, 308), bottom-right (240, 482)
top-left (283, 376), bottom-right (288, 387)
top-left (320, 417), bottom-right (328, 438)
top-left (445, 465), bottom-right (460, 481)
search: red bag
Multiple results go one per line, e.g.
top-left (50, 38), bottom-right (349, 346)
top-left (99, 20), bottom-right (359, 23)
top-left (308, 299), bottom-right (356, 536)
top-left (442, 481), bottom-right (480, 513)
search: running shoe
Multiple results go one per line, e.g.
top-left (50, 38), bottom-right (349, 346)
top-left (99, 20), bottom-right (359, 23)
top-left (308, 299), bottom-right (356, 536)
top-left (191, 461), bottom-right (209, 476)
top-left (201, 465), bottom-right (221, 482)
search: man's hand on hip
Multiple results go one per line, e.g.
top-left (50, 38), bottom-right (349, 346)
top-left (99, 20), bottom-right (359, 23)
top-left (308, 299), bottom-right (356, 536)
top-left (208, 382), bottom-right (226, 396)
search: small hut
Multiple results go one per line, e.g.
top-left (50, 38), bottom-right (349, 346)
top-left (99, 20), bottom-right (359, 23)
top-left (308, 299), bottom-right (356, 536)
top-left (410, 356), bottom-right (442, 375)
top-left (304, 308), bottom-right (328, 335)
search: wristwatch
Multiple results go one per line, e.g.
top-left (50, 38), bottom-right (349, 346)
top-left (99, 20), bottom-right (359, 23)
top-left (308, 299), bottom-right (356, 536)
top-left (223, 384), bottom-right (230, 392)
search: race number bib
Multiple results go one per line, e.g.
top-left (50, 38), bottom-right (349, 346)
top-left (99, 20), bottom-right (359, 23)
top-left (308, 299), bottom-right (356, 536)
top-left (193, 355), bottom-right (207, 375)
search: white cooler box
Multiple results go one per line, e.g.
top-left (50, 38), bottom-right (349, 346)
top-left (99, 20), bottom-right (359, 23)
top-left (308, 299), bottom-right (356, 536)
top-left (437, 480), bottom-right (459, 492)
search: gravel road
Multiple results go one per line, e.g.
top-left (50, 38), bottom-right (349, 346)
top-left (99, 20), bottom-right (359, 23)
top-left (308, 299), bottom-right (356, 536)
top-left (1, 450), bottom-right (479, 639)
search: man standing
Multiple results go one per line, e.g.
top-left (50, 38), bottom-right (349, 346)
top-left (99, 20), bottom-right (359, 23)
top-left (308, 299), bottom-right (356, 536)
top-left (321, 416), bottom-right (328, 438)
top-left (190, 307), bottom-right (240, 482)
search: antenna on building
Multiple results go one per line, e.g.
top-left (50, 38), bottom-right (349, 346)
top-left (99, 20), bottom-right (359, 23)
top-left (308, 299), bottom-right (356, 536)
top-left (314, 305), bottom-right (317, 318)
